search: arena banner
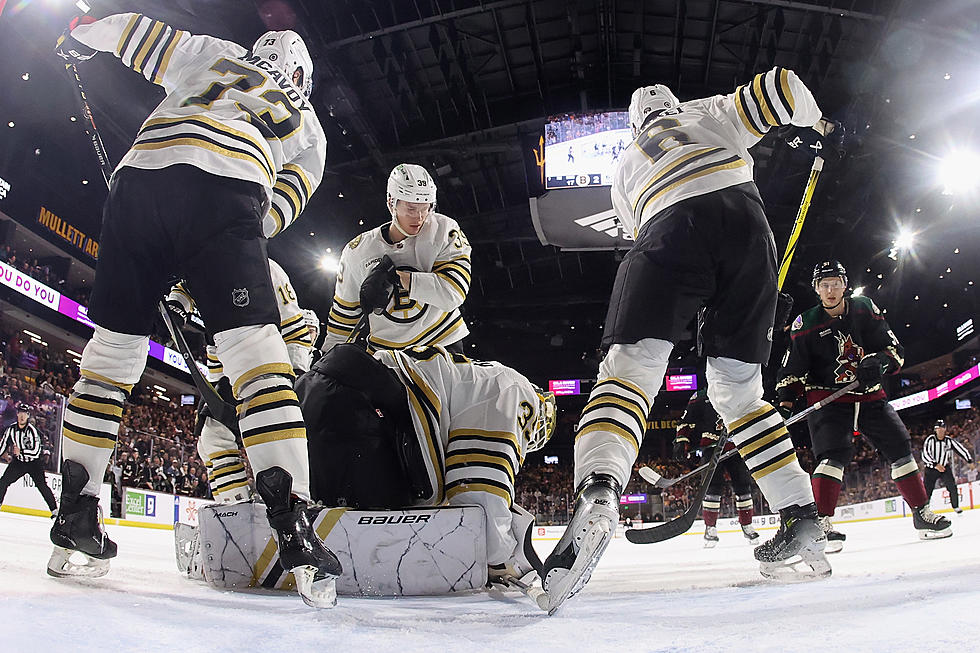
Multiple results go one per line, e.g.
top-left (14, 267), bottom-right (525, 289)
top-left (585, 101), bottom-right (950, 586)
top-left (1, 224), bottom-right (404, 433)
top-left (176, 494), bottom-right (214, 527)
top-left (0, 466), bottom-right (110, 514)
top-left (37, 205), bottom-right (99, 261)
top-left (890, 363), bottom-right (980, 411)
top-left (122, 487), bottom-right (176, 526)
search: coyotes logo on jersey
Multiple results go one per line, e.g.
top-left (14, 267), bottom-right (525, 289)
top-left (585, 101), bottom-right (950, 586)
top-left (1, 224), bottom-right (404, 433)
top-left (834, 333), bottom-right (864, 383)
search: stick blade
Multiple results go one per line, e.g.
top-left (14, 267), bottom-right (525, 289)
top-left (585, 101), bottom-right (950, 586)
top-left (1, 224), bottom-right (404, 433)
top-left (625, 510), bottom-right (698, 544)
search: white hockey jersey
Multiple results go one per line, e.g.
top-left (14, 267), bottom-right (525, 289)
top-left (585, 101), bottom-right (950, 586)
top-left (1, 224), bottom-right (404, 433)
top-left (612, 67), bottom-right (821, 236)
top-left (71, 13), bottom-right (325, 238)
top-left (374, 345), bottom-right (544, 565)
top-left (323, 214), bottom-right (471, 352)
top-left (167, 259), bottom-right (312, 381)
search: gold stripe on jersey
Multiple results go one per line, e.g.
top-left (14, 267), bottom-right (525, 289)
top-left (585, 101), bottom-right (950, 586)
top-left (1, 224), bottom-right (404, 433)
top-left (232, 362), bottom-right (294, 397)
top-left (132, 21), bottom-right (165, 73)
top-left (640, 156), bottom-right (747, 218)
top-left (749, 450), bottom-right (798, 480)
top-left (576, 421), bottom-right (641, 454)
top-left (328, 310), bottom-right (360, 326)
top-left (400, 371), bottom-right (444, 501)
top-left (68, 396), bottom-right (124, 420)
top-left (368, 312), bottom-right (464, 350)
top-left (778, 68), bottom-right (796, 114)
top-left (728, 405), bottom-right (771, 433)
top-left (734, 85), bottom-right (765, 138)
top-left (333, 296), bottom-right (359, 310)
top-left (432, 258), bottom-right (472, 299)
top-left (114, 13), bottom-right (142, 56)
top-left (80, 369), bottom-right (134, 393)
top-left (633, 147), bottom-right (725, 215)
top-left (241, 425), bottom-right (306, 448)
top-left (133, 137), bottom-right (274, 186)
top-left (63, 425), bottom-right (116, 449)
top-left (206, 448), bottom-right (240, 462)
top-left (581, 395), bottom-right (648, 432)
top-left (151, 27), bottom-right (184, 84)
top-left (445, 481), bottom-right (512, 506)
top-left (445, 451), bottom-right (517, 483)
top-left (137, 115), bottom-right (275, 182)
top-left (236, 388), bottom-right (299, 416)
top-left (282, 163), bottom-right (313, 197)
top-left (448, 428), bottom-right (521, 457)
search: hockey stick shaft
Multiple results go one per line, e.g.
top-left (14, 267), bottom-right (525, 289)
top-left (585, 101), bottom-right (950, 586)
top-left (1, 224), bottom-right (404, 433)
top-left (642, 380), bottom-right (860, 490)
top-left (777, 156), bottom-right (824, 291)
top-left (63, 61), bottom-right (233, 421)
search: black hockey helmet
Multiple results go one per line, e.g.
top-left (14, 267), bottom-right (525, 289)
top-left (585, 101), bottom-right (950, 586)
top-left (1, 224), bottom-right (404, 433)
top-left (934, 419), bottom-right (946, 429)
top-left (16, 402), bottom-right (31, 413)
top-left (812, 260), bottom-right (848, 288)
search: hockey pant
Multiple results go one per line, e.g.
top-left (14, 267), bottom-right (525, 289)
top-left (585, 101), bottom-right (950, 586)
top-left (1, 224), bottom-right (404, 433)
top-left (575, 338), bottom-right (812, 510)
top-left (63, 324), bottom-right (310, 500)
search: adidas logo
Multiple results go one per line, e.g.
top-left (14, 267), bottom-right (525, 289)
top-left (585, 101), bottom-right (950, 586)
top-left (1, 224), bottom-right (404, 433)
top-left (573, 210), bottom-right (634, 240)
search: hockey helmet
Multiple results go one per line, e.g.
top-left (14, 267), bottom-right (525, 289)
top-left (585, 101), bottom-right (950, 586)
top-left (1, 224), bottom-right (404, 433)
top-left (812, 260), bottom-right (848, 289)
top-left (386, 163), bottom-right (437, 211)
top-left (629, 84), bottom-right (681, 137)
top-left (935, 419), bottom-right (946, 429)
top-left (301, 308), bottom-right (320, 344)
top-left (16, 402), bottom-right (31, 413)
top-left (526, 389), bottom-right (558, 453)
top-left (252, 30), bottom-right (314, 98)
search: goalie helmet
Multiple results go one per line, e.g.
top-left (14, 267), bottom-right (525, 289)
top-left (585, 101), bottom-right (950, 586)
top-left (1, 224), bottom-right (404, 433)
top-left (252, 30), bottom-right (314, 98)
top-left (812, 260), bottom-right (848, 289)
top-left (629, 84), bottom-right (681, 137)
top-left (526, 389), bottom-right (558, 453)
top-left (301, 308), bottom-right (320, 344)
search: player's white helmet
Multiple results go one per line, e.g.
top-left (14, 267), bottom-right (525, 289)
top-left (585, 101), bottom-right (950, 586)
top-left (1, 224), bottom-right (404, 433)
top-left (386, 163), bottom-right (437, 211)
top-left (252, 30), bottom-right (314, 98)
top-left (301, 308), bottom-right (320, 345)
top-left (526, 389), bottom-right (558, 453)
top-left (629, 84), bottom-right (680, 137)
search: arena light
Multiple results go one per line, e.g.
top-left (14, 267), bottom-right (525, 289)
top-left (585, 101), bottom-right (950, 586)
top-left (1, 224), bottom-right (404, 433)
top-left (938, 151), bottom-right (980, 195)
top-left (851, 286), bottom-right (865, 297)
top-left (893, 228), bottom-right (915, 251)
top-left (319, 253), bottom-right (339, 273)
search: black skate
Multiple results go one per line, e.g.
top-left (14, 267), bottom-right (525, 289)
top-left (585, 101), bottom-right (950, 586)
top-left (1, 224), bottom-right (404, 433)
top-left (741, 523), bottom-right (760, 545)
top-left (703, 525), bottom-right (719, 548)
top-left (754, 503), bottom-right (831, 580)
top-left (818, 516), bottom-right (846, 554)
top-left (541, 473), bottom-right (621, 615)
top-left (48, 460), bottom-right (117, 578)
top-left (912, 505), bottom-right (952, 540)
top-left (255, 467), bottom-right (342, 608)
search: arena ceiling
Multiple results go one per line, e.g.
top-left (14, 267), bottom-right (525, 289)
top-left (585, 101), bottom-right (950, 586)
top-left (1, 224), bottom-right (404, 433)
top-left (2, 0), bottom-right (979, 385)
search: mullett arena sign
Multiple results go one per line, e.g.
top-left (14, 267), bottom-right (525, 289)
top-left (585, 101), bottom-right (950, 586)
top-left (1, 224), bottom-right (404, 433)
top-left (37, 206), bottom-right (100, 260)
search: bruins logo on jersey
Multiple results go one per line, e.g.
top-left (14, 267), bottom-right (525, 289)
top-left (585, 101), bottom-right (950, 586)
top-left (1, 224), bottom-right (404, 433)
top-left (348, 233), bottom-right (363, 250)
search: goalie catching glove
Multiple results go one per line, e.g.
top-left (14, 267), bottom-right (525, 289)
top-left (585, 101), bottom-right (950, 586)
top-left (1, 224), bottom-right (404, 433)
top-left (55, 15), bottom-right (98, 62)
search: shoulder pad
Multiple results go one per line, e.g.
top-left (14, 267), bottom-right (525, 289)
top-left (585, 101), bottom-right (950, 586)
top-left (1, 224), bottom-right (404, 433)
top-left (347, 233), bottom-right (364, 250)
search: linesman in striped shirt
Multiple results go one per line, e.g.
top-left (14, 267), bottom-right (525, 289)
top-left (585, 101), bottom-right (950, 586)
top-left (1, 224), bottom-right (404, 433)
top-left (922, 419), bottom-right (974, 514)
top-left (543, 68), bottom-right (834, 611)
top-left (52, 14), bottom-right (339, 605)
top-left (0, 404), bottom-right (58, 515)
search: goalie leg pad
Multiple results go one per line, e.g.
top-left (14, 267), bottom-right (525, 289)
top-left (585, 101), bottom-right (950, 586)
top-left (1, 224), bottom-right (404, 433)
top-left (197, 503), bottom-right (488, 595)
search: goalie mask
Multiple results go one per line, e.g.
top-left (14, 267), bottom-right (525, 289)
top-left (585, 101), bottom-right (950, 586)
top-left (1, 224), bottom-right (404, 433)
top-left (629, 84), bottom-right (681, 137)
top-left (387, 163), bottom-right (436, 238)
top-left (252, 30), bottom-right (314, 98)
top-left (526, 389), bottom-right (557, 453)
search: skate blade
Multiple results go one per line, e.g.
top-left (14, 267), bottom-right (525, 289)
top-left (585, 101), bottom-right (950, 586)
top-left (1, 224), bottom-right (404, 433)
top-left (824, 540), bottom-right (844, 554)
top-left (759, 540), bottom-right (831, 580)
top-left (292, 565), bottom-right (338, 609)
top-left (918, 527), bottom-right (952, 540)
top-left (744, 537), bottom-right (760, 547)
top-left (704, 540), bottom-right (718, 549)
top-left (545, 519), bottom-right (613, 616)
top-left (46, 546), bottom-right (110, 578)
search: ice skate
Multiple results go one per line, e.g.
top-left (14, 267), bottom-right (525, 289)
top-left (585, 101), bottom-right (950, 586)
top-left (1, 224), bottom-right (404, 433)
top-left (703, 525), bottom-right (719, 548)
top-left (954, 507), bottom-right (963, 514)
top-left (541, 473), bottom-right (621, 615)
top-left (818, 515), bottom-right (846, 554)
top-left (741, 523), bottom-right (760, 545)
top-left (255, 467), bottom-right (342, 608)
top-left (912, 505), bottom-right (952, 540)
top-left (48, 460), bottom-right (117, 578)
top-left (754, 503), bottom-right (831, 580)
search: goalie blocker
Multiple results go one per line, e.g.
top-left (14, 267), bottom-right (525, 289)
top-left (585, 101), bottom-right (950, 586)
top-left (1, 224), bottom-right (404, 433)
top-left (180, 501), bottom-right (537, 596)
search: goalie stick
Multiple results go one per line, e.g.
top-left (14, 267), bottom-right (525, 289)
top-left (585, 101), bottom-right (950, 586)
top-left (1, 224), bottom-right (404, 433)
top-left (627, 380), bottom-right (860, 544)
top-left (62, 61), bottom-right (235, 424)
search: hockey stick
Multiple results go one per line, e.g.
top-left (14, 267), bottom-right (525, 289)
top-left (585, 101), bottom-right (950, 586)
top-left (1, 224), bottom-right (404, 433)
top-left (637, 380), bottom-right (860, 491)
top-left (62, 61), bottom-right (234, 423)
top-left (627, 380), bottom-right (859, 545)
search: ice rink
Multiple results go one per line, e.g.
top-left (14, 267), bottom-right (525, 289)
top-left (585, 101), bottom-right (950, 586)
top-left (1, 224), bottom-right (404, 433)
top-left (2, 509), bottom-right (979, 653)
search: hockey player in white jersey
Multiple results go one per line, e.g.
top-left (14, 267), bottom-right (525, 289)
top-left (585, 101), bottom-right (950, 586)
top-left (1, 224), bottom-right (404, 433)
top-left (323, 164), bottom-right (472, 353)
top-left (295, 343), bottom-right (555, 587)
top-left (543, 69), bottom-right (834, 613)
top-left (51, 14), bottom-right (339, 607)
top-left (165, 258), bottom-right (313, 504)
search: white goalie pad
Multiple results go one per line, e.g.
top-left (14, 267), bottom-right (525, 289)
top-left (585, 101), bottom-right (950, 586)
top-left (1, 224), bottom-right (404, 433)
top-left (195, 502), bottom-right (488, 596)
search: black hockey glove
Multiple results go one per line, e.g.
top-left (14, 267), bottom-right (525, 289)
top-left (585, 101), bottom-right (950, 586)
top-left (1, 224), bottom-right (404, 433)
top-left (359, 255), bottom-right (400, 314)
top-left (776, 403), bottom-right (793, 420)
top-left (779, 118), bottom-right (845, 162)
top-left (672, 440), bottom-right (689, 461)
top-left (775, 292), bottom-right (794, 332)
top-left (55, 15), bottom-right (98, 62)
top-left (856, 353), bottom-right (887, 389)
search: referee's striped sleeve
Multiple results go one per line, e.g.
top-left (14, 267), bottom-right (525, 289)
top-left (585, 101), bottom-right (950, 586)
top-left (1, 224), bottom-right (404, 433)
top-left (950, 437), bottom-right (974, 464)
top-left (921, 435), bottom-right (938, 467)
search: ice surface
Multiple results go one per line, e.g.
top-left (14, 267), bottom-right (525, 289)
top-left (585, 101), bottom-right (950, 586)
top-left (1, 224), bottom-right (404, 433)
top-left (2, 510), bottom-right (978, 652)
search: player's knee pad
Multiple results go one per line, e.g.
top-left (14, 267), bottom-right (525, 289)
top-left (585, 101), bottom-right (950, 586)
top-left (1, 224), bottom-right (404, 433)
top-left (598, 338), bottom-right (672, 400)
top-left (705, 357), bottom-right (763, 426)
top-left (213, 324), bottom-right (292, 400)
top-left (79, 325), bottom-right (149, 389)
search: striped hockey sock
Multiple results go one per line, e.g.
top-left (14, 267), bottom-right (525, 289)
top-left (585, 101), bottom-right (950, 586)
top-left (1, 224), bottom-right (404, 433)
top-left (728, 405), bottom-right (811, 511)
top-left (812, 458), bottom-right (845, 516)
top-left (735, 492), bottom-right (754, 525)
top-left (891, 455), bottom-right (928, 509)
top-left (703, 494), bottom-right (721, 527)
top-left (62, 376), bottom-right (128, 497)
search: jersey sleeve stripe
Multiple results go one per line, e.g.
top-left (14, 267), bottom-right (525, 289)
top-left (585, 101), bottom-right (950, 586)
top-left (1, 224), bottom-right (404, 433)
top-left (776, 68), bottom-right (796, 114)
top-left (121, 17), bottom-right (155, 69)
top-left (435, 270), bottom-right (467, 298)
top-left (446, 452), bottom-right (517, 483)
top-left (742, 82), bottom-right (770, 133)
top-left (751, 73), bottom-right (779, 127)
top-left (150, 28), bottom-right (184, 84)
top-left (576, 419), bottom-right (640, 454)
top-left (445, 481), bottom-right (512, 505)
top-left (280, 313), bottom-right (303, 329)
top-left (132, 20), bottom-right (165, 73)
top-left (734, 85), bottom-right (765, 137)
top-left (332, 295), bottom-right (359, 310)
top-left (281, 164), bottom-right (312, 198)
top-left (765, 68), bottom-right (793, 125)
top-left (115, 13), bottom-right (143, 58)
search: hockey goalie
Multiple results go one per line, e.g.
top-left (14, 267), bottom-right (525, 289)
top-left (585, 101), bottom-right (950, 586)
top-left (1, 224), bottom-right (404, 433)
top-left (177, 343), bottom-right (556, 601)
